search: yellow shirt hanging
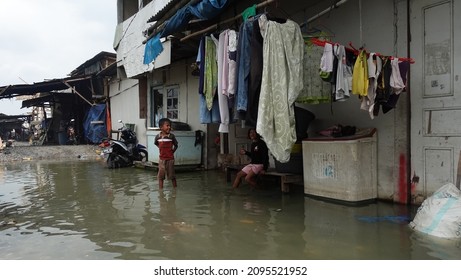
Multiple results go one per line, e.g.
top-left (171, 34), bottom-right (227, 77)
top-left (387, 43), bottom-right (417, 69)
top-left (352, 49), bottom-right (369, 96)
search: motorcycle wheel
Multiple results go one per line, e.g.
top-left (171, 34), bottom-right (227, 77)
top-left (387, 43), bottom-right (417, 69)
top-left (107, 154), bottom-right (122, 169)
top-left (138, 150), bottom-right (148, 162)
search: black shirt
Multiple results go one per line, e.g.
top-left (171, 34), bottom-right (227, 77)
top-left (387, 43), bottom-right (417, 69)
top-left (245, 139), bottom-right (269, 171)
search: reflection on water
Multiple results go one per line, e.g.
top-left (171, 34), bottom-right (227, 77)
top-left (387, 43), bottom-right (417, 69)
top-left (0, 160), bottom-right (460, 260)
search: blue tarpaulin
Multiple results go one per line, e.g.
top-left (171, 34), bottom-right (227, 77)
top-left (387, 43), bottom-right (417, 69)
top-left (144, 34), bottom-right (164, 64)
top-left (83, 104), bottom-right (108, 144)
top-left (144, 0), bottom-right (230, 64)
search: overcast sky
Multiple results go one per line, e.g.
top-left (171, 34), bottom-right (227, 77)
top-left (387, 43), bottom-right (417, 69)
top-left (0, 0), bottom-right (117, 115)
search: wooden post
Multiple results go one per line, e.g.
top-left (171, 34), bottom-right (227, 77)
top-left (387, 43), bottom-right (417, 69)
top-left (63, 81), bottom-right (94, 106)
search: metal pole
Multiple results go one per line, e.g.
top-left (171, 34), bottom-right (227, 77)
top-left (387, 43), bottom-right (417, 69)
top-left (300, 0), bottom-right (349, 27)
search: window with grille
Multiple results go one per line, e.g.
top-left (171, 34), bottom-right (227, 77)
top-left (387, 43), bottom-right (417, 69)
top-left (166, 87), bottom-right (179, 120)
top-left (150, 85), bottom-right (179, 127)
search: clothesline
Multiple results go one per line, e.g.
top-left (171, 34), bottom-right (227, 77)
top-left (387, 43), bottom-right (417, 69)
top-left (309, 37), bottom-right (415, 64)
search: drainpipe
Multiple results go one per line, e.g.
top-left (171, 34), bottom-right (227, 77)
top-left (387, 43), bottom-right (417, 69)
top-left (406, 0), bottom-right (412, 205)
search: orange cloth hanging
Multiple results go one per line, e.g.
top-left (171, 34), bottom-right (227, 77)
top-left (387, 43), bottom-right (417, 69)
top-left (106, 102), bottom-right (112, 137)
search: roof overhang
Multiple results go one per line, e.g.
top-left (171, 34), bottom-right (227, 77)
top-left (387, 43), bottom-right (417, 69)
top-left (20, 91), bottom-right (78, 108)
top-left (0, 114), bottom-right (31, 122)
top-left (21, 93), bottom-right (54, 108)
top-left (0, 76), bottom-right (92, 100)
top-left (147, 0), bottom-right (181, 23)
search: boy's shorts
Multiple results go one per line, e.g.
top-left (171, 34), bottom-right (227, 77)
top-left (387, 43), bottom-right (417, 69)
top-left (158, 159), bottom-right (175, 180)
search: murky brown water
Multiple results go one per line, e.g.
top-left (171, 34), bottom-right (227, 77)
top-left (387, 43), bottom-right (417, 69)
top-left (1, 159), bottom-right (460, 260)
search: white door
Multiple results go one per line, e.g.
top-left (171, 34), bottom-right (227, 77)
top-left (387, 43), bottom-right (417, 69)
top-left (411, 0), bottom-right (461, 203)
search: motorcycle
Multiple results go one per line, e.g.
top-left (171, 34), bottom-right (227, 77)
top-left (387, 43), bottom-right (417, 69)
top-left (102, 120), bottom-right (148, 168)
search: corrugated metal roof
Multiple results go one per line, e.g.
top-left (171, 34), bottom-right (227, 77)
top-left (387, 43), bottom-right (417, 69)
top-left (147, 0), bottom-right (181, 23)
top-left (0, 76), bottom-right (92, 99)
top-left (70, 51), bottom-right (116, 77)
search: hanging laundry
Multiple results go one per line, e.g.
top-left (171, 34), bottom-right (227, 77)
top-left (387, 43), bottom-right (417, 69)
top-left (196, 36), bottom-right (206, 95)
top-left (351, 49), bottom-right (369, 97)
top-left (361, 52), bottom-right (382, 119)
top-left (217, 30), bottom-right (230, 133)
top-left (382, 59), bottom-right (410, 114)
top-left (390, 58), bottom-right (406, 95)
top-left (296, 42), bottom-right (331, 104)
top-left (245, 14), bottom-right (264, 127)
top-left (308, 37), bottom-right (414, 118)
top-left (199, 93), bottom-right (221, 124)
top-left (197, 36), bottom-right (219, 124)
top-left (334, 44), bottom-right (352, 101)
top-left (319, 42), bottom-right (334, 81)
top-left (204, 36), bottom-right (218, 110)
top-left (256, 14), bottom-right (304, 163)
top-left (398, 60), bottom-right (410, 85)
top-left (235, 15), bottom-right (260, 118)
top-left (373, 57), bottom-right (392, 116)
top-left (226, 30), bottom-right (238, 122)
top-left (318, 41), bottom-right (338, 104)
top-left (227, 30), bottom-right (238, 97)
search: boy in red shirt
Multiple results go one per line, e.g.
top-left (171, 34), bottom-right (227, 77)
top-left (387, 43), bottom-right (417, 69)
top-left (154, 118), bottom-right (178, 189)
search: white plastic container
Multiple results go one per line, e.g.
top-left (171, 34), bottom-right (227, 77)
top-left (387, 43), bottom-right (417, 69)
top-left (302, 129), bottom-right (377, 203)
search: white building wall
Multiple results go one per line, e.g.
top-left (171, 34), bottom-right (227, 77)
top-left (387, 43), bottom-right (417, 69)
top-left (108, 78), bottom-right (148, 147)
top-left (115, 1), bottom-right (171, 79)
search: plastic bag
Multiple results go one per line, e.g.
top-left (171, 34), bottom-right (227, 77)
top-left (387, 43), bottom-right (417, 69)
top-left (409, 183), bottom-right (461, 239)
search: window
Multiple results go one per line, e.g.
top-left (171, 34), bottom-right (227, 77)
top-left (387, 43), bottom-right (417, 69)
top-left (150, 85), bottom-right (179, 127)
top-left (140, 0), bottom-right (152, 8)
top-left (121, 0), bottom-right (138, 22)
top-left (166, 87), bottom-right (179, 120)
top-left (150, 87), bottom-right (164, 127)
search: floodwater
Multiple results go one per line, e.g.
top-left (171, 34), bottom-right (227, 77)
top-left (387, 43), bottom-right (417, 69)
top-left (0, 159), bottom-right (460, 260)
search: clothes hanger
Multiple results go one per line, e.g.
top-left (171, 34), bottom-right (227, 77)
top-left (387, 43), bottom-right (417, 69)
top-left (261, 5), bottom-right (287, 23)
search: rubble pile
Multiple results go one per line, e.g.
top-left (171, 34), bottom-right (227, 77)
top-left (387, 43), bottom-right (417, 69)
top-left (0, 141), bottom-right (103, 163)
